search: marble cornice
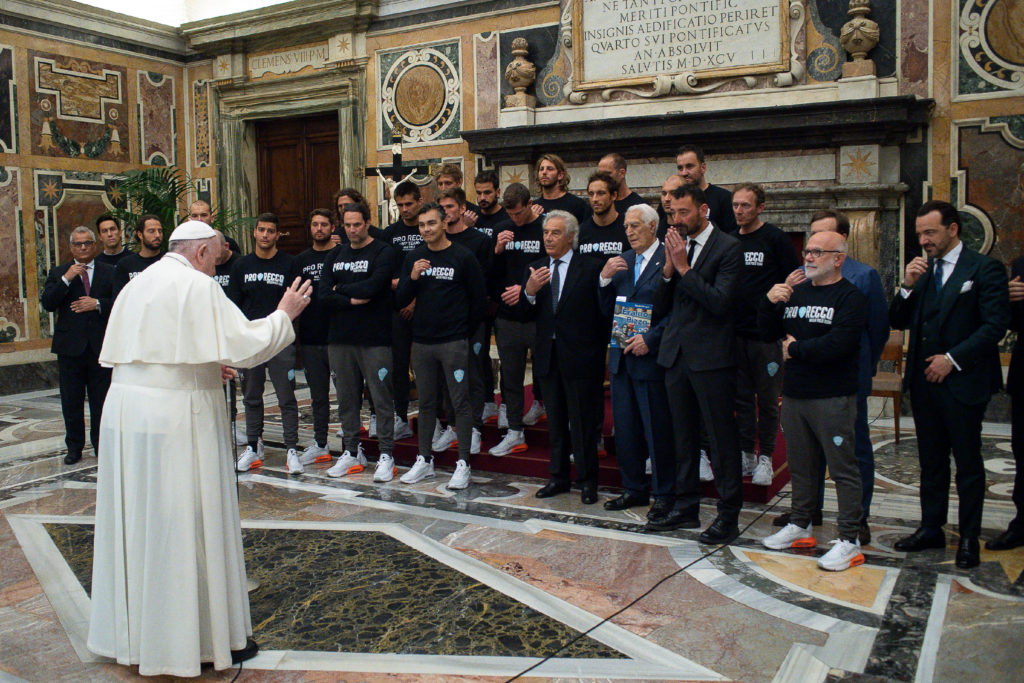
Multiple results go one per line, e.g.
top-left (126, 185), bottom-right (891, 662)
top-left (181, 0), bottom-right (379, 56)
top-left (464, 96), bottom-right (935, 164)
top-left (216, 70), bottom-right (360, 117)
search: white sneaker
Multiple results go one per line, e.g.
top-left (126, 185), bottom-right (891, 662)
top-left (299, 443), bottom-right (331, 465)
top-left (751, 454), bottom-right (773, 486)
top-left (236, 444), bottom-right (263, 472)
top-left (394, 416), bottom-right (414, 440)
top-left (400, 455), bottom-right (435, 483)
top-left (763, 523), bottom-right (817, 550)
top-left (482, 402), bottom-right (499, 423)
top-left (741, 450), bottom-right (758, 477)
top-left (374, 453), bottom-right (396, 482)
top-left (448, 460), bottom-right (471, 490)
top-left (489, 429), bottom-right (526, 456)
top-left (286, 448), bottom-right (303, 474)
top-left (432, 425), bottom-right (458, 452)
top-left (497, 403), bottom-right (509, 430)
top-left (817, 539), bottom-right (865, 572)
top-left (368, 413), bottom-right (377, 439)
top-left (470, 427), bottom-right (482, 455)
top-left (430, 420), bottom-right (443, 448)
top-left (327, 448), bottom-right (367, 478)
top-left (233, 423), bottom-right (247, 446)
top-left (523, 401), bottom-right (545, 426)
top-left (699, 450), bottom-right (714, 482)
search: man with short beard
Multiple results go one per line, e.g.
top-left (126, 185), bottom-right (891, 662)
top-left (435, 163), bottom-right (481, 217)
top-left (759, 231), bottom-right (866, 572)
top-left (676, 144), bottom-right (738, 234)
top-left (293, 209), bottom-right (340, 468)
top-left (533, 153), bottom-right (590, 224)
top-left (578, 171), bottom-right (627, 260)
top-left (598, 153), bottom-right (647, 215)
top-left (657, 174), bottom-right (683, 239)
top-left (93, 214), bottom-right (129, 266)
top-left (468, 169), bottom-right (509, 237)
top-left (113, 214), bottom-right (164, 297)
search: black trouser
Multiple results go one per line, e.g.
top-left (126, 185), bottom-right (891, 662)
top-left (301, 345), bottom-right (332, 447)
top-left (664, 362), bottom-right (743, 522)
top-left (910, 374), bottom-right (987, 538)
top-left (1011, 391), bottom-right (1024, 532)
top-left (392, 312), bottom-right (414, 421)
top-left (539, 346), bottom-right (604, 487)
top-left (58, 349), bottom-right (111, 455)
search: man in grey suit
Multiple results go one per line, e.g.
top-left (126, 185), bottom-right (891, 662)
top-left (655, 184), bottom-right (744, 542)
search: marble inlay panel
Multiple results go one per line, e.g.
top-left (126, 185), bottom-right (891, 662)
top-left (137, 71), bottom-right (175, 166)
top-left (192, 79), bottom-right (211, 167)
top-left (0, 46), bottom-right (15, 153)
top-left (0, 167), bottom-right (25, 342)
top-left (741, 549), bottom-right (890, 610)
top-left (473, 32), bottom-right (499, 130)
top-left (933, 580), bottom-right (1024, 682)
top-left (377, 40), bottom-right (462, 149)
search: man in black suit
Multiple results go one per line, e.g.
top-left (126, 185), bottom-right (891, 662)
top-left (991, 257), bottom-right (1024, 550)
top-left (523, 210), bottom-right (609, 504)
top-left (890, 200), bottom-right (1010, 568)
top-left (598, 204), bottom-right (675, 518)
top-left (655, 184), bottom-right (744, 542)
top-left (40, 226), bottom-right (115, 464)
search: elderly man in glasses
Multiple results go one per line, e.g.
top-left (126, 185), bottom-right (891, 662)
top-left (41, 226), bottom-right (116, 464)
top-left (758, 230), bottom-right (867, 572)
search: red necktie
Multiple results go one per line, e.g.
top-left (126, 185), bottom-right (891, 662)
top-left (81, 266), bottom-right (91, 296)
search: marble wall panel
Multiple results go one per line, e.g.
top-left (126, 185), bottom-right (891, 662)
top-left (137, 71), bottom-right (175, 166)
top-left (473, 32), bottom-right (499, 129)
top-left (28, 51), bottom-right (128, 162)
top-left (956, 0), bottom-right (1024, 98)
top-left (804, 0), bottom-right (845, 83)
top-left (0, 45), bottom-right (15, 154)
top-left (377, 39), bottom-right (462, 149)
top-left (0, 168), bottom-right (26, 342)
top-left (955, 118), bottom-right (1024, 264)
top-left (899, 0), bottom-right (929, 97)
top-left (192, 79), bottom-right (211, 167)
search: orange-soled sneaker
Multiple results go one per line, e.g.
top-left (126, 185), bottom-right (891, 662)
top-left (763, 523), bottom-right (817, 550)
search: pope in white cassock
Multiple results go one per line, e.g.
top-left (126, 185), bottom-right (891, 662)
top-left (87, 220), bottom-right (312, 677)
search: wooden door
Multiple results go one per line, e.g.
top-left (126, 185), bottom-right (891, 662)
top-left (255, 113), bottom-right (339, 254)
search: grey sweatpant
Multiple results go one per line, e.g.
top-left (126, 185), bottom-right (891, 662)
top-left (412, 339), bottom-right (472, 463)
top-left (328, 344), bottom-right (394, 456)
top-left (243, 344), bottom-right (298, 450)
top-left (301, 344), bottom-right (332, 447)
top-left (782, 394), bottom-right (862, 541)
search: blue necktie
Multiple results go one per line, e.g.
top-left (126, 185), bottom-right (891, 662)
top-left (634, 254), bottom-right (644, 284)
top-left (551, 258), bottom-right (562, 312)
top-left (934, 259), bottom-right (944, 293)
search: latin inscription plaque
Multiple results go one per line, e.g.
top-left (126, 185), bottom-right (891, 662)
top-left (573, 0), bottom-right (790, 89)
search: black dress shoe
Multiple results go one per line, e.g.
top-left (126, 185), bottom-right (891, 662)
top-left (581, 484), bottom-right (598, 505)
top-left (604, 492), bottom-right (649, 511)
top-left (894, 527), bottom-right (946, 552)
top-left (699, 517), bottom-right (739, 544)
top-left (536, 481), bottom-right (571, 498)
top-left (647, 498), bottom-right (674, 521)
top-left (64, 452), bottom-right (82, 465)
top-left (956, 536), bottom-right (980, 569)
top-left (773, 510), bottom-right (823, 527)
top-left (231, 638), bottom-right (259, 664)
top-left (645, 509), bottom-right (700, 531)
top-left (985, 527), bottom-right (1024, 551)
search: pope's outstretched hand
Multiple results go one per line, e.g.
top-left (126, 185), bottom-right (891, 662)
top-left (277, 277), bottom-right (313, 320)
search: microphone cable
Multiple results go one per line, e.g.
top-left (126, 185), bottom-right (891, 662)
top-left (506, 490), bottom-right (790, 682)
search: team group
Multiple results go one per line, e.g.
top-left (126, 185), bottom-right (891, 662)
top-left (43, 144), bottom-right (1023, 574)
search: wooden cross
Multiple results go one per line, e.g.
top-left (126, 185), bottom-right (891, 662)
top-left (365, 133), bottom-right (429, 222)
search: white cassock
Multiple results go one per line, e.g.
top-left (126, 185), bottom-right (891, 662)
top-left (87, 252), bottom-right (295, 677)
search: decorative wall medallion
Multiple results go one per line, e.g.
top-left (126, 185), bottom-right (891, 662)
top-left (378, 41), bottom-right (461, 147)
top-left (958, 0), bottom-right (1024, 95)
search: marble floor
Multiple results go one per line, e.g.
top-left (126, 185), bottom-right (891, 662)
top-left (1, 378), bottom-right (1022, 682)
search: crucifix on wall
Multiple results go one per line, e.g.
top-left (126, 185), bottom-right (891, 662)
top-left (365, 133), bottom-right (429, 223)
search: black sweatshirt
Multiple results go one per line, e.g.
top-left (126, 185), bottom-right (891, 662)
top-left (615, 191), bottom-right (647, 215)
top-left (758, 279), bottom-right (866, 399)
top-left (382, 219), bottom-right (424, 277)
top-left (534, 192), bottom-right (591, 224)
top-left (113, 253), bottom-right (162, 297)
top-left (491, 217), bottom-right (544, 321)
top-left (705, 183), bottom-right (738, 234)
top-left (447, 227), bottom-right (493, 279)
top-left (213, 252), bottom-right (239, 292)
top-left (735, 222), bottom-right (802, 338)
top-left (578, 212), bottom-right (627, 260)
top-left (395, 242), bottom-right (487, 343)
top-left (294, 247), bottom-right (336, 345)
top-left (319, 239), bottom-right (396, 346)
top-left (474, 207), bottom-right (510, 238)
top-left (228, 250), bottom-right (297, 320)
top-left (95, 249), bottom-right (130, 267)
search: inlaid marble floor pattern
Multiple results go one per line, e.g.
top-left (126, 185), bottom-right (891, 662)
top-left (1, 381), bottom-right (1022, 682)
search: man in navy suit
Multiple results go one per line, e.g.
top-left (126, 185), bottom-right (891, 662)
top-left (890, 200), bottom-right (1010, 568)
top-left (523, 210), bottom-right (609, 504)
top-left (598, 204), bottom-right (675, 520)
top-left (41, 226), bottom-right (115, 464)
top-left (655, 184), bottom-right (744, 543)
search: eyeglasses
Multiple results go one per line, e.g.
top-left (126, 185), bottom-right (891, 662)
top-left (802, 248), bottom-right (841, 259)
top-left (71, 240), bottom-right (95, 248)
